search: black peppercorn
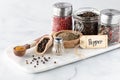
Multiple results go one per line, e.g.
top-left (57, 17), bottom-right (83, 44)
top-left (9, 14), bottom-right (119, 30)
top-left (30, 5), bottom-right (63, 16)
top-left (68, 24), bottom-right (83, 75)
top-left (48, 57), bottom-right (50, 59)
top-left (33, 58), bottom-right (37, 60)
top-left (44, 57), bottom-right (48, 62)
top-left (38, 57), bottom-right (40, 59)
top-left (34, 65), bottom-right (36, 68)
top-left (32, 55), bottom-right (34, 57)
top-left (43, 61), bottom-right (45, 64)
top-left (54, 61), bottom-right (56, 64)
top-left (30, 62), bottom-right (32, 64)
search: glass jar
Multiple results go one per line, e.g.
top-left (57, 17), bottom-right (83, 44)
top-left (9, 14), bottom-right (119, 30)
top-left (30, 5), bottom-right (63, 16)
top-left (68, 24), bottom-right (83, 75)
top-left (52, 37), bottom-right (64, 56)
top-left (73, 7), bottom-right (100, 35)
top-left (98, 9), bottom-right (120, 44)
top-left (52, 2), bottom-right (72, 32)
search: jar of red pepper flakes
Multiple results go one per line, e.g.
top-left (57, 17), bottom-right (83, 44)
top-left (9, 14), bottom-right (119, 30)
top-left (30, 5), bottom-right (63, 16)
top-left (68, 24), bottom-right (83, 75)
top-left (52, 2), bottom-right (72, 32)
top-left (98, 9), bottom-right (120, 44)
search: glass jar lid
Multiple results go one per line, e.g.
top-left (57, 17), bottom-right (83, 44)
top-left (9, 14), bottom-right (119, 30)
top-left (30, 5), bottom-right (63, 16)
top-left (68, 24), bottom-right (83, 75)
top-left (53, 2), bottom-right (72, 17)
top-left (100, 9), bottom-right (120, 24)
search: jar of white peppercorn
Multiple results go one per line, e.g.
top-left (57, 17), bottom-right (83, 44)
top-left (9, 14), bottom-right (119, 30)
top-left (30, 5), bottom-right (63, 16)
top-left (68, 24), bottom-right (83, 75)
top-left (98, 9), bottom-right (120, 44)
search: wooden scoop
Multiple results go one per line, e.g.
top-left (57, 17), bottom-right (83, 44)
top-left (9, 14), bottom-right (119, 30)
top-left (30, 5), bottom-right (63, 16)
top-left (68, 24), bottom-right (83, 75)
top-left (13, 35), bottom-right (48, 57)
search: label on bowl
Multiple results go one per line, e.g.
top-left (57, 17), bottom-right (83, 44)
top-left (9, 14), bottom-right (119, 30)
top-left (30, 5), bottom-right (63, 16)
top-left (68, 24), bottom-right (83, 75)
top-left (80, 35), bottom-right (108, 48)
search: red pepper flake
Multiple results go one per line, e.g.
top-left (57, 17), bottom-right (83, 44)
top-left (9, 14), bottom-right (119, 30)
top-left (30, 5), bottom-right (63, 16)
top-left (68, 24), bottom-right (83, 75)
top-left (52, 16), bottom-right (72, 32)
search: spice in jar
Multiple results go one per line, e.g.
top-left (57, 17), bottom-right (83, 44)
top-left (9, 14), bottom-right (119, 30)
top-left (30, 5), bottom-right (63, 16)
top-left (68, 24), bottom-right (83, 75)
top-left (73, 7), bottom-right (99, 35)
top-left (52, 37), bottom-right (64, 56)
top-left (52, 2), bottom-right (72, 32)
top-left (98, 9), bottom-right (120, 44)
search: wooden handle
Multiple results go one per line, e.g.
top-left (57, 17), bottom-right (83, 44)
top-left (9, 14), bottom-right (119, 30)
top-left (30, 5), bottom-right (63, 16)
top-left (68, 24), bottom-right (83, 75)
top-left (23, 34), bottom-right (49, 49)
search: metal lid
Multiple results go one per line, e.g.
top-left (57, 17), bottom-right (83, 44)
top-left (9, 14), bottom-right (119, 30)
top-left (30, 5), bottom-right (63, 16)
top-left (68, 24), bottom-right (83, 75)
top-left (100, 9), bottom-right (120, 24)
top-left (53, 2), bottom-right (72, 17)
top-left (54, 37), bottom-right (63, 43)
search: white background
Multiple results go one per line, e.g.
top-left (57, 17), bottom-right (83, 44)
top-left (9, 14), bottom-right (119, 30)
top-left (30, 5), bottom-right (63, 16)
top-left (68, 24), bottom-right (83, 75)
top-left (0, 0), bottom-right (120, 80)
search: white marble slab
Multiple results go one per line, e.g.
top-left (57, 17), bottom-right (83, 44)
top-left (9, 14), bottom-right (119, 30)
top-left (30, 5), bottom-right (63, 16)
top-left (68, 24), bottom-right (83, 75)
top-left (5, 43), bottom-right (120, 73)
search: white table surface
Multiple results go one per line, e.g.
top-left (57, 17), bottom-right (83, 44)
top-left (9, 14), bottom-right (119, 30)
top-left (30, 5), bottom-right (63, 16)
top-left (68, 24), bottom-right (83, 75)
top-left (0, 0), bottom-right (120, 80)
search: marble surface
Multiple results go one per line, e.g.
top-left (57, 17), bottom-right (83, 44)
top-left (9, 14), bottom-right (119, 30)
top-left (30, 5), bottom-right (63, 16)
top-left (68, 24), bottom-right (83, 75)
top-left (0, 0), bottom-right (120, 80)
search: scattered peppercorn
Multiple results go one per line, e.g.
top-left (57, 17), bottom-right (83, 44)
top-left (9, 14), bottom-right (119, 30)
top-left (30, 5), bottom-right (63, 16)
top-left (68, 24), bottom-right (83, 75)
top-left (32, 55), bottom-right (34, 57)
top-left (34, 65), bottom-right (36, 68)
top-left (41, 60), bottom-right (43, 62)
top-left (37, 61), bottom-right (39, 63)
top-left (30, 62), bottom-right (32, 64)
top-left (32, 60), bottom-right (34, 62)
top-left (44, 57), bottom-right (48, 62)
top-left (43, 61), bottom-right (45, 64)
top-left (38, 57), bottom-right (40, 59)
top-left (33, 58), bottom-right (37, 60)
top-left (48, 57), bottom-right (50, 59)
top-left (54, 61), bottom-right (56, 64)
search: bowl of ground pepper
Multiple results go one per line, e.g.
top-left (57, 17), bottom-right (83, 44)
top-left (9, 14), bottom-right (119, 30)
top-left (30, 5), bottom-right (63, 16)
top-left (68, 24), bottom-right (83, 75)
top-left (52, 30), bottom-right (82, 48)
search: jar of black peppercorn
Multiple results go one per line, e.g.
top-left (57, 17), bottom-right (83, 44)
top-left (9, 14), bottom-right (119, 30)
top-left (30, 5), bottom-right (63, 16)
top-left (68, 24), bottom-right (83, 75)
top-left (98, 9), bottom-right (120, 44)
top-left (73, 7), bottom-right (100, 35)
top-left (52, 2), bottom-right (72, 32)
